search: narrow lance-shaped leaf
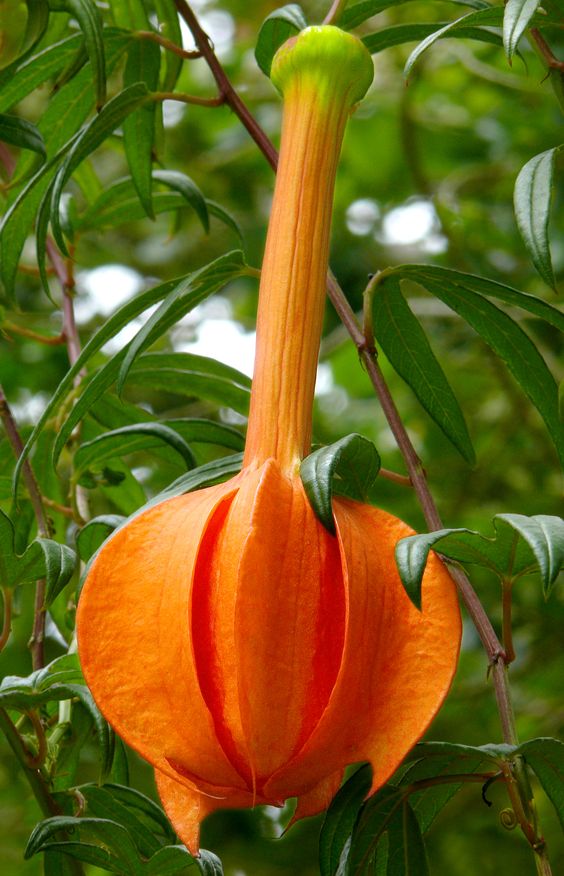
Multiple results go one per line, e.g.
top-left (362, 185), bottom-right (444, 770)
top-left (386, 801), bottom-right (429, 876)
top-left (402, 6), bottom-right (524, 76)
top-left (76, 515), bottom-right (125, 562)
top-left (0, 33), bottom-right (83, 112)
top-left (503, 0), bottom-right (541, 61)
top-left (514, 148), bottom-right (558, 290)
top-left (49, 82), bottom-right (150, 255)
top-left (341, 0), bottom-right (488, 30)
top-left (73, 422), bottom-right (197, 477)
top-left (123, 38), bottom-right (161, 217)
top-left (24, 816), bottom-right (142, 873)
top-left (421, 277), bottom-right (564, 468)
top-left (116, 250), bottom-right (247, 391)
top-left (386, 264), bottom-right (564, 331)
top-left (255, 4), bottom-right (307, 76)
top-left (0, 113), bottom-right (46, 157)
top-left (373, 276), bottom-right (474, 464)
top-left (319, 764), bottom-right (372, 876)
top-left (153, 0), bottom-right (183, 91)
top-left (13, 253), bottom-right (244, 495)
top-left (300, 434), bottom-right (381, 534)
top-left (363, 22), bottom-right (504, 56)
top-left (48, 0), bottom-right (107, 107)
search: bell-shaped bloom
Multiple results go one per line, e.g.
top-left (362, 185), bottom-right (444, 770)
top-left (77, 26), bottom-right (461, 855)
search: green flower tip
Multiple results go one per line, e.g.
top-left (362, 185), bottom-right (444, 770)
top-left (271, 26), bottom-right (373, 107)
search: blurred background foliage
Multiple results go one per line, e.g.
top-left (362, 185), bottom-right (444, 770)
top-left (0, 0), bottom-right (562, 873)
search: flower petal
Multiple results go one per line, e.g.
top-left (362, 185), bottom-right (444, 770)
top-left (192, 460), bottom-right (346, 789)
top-left (266, 498), bottom-right (461, 799)
top-left (77, 481), bottom-right (246, 790)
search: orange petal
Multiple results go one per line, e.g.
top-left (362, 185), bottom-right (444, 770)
top-left (77, 480), bottom-right (246, 791)
top-left (192, 460), bottom-right (346, 788)
top-left (266, 498), bottom-right (461, 799)
top-left (288, 768), bottom-right (343, 829)
top-left (155, 766), bottom-right (267, 855)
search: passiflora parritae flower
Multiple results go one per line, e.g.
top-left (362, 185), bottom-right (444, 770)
top-left (77, 26), bottom-right (461, 854)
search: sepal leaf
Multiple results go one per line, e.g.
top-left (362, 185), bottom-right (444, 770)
top-left (301, 434), bottom-right (381, 534)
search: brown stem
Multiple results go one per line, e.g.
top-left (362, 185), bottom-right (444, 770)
top-left (502, 579), bottom-right (516, 664)
top-left (134, 29), bottom-right (202, 60)
top-left (174, 0), bottom-right (278, 170)
top-left (379, 468), bottom-right (412, 487)
top-left (0, 386), bottom-right (50, 670)
top-left (0, 587), bottom-right (12, 652)
top-left (323, 0), bottom-right (348, 25)
top-left (3, 321), bottom-right (65, 346)
top-left (530, 28), bottom-right (564, 71)
top-left (25, 710), bottom-right (48, 770)
top-left (42, 496), bottom-right (76, 520)
top-left (151, 90), bottom-right (225, 107)
top-left (407, 771), bottom-right (500, 793)
top-left (0, 708), bottom-right (59, 817)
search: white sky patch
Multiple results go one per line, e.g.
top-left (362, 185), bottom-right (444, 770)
top-left (75, 265), bottom-right (144, 325)
top-left (179, 9), bottom-right (235, 59)
top-left (346, 198), bottom-right (380, 236)
top-left (380, 199), bottom-right (447, 253)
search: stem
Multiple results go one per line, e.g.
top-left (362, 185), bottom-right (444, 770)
top-left (0, 385), bottom-right (50, 670)
top-left (134, 29), bottom-right (202, 59)
top-left (530, 28), bottom-right (564, 70)
top-left (3, 322), bottom-right (65, 345)
top-left (151, 91), bottom-right (225, 107)
top-left (502, 579), bottom-right (516, 664)
top-left (174, 0), bottom-right (278, 171)
top-left (0, 587), bottom-right (12, 651)
top-left (323, 0), bottom-right (348, 25)
top-left (0, 708), bottom-right (59, 817)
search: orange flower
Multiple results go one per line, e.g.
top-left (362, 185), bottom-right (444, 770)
top-left (77, 26), bottom-right (461, 854)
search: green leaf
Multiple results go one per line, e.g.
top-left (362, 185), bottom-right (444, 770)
top-left (341, 0), bottom-right (488, 30)
top-left (48, 0), bottom-right (107, 107)
top-left (420, 277), bottom-right (564, 468)
top-left (127, 352), bottom-right (251, 414)
top-left (13, 270), bottom-right (196, 494)
top-left (347, 785), bottom-right (404, 875)
top-left (49, 82), bottom-right (150, 254)
top-left (74, 423), bottom-right (197, 477)
top-left (123, 38), bottom-right (161, 217)
top-left (373, 277), bottom-right (474, 463)
top-left (144, 845), bottom-right (199, 874)
top-left (300, 434), bottom-right (381, 535)
top-left (388, 265), bottom-right (564, 331)
top-left (76, 515), bottom-right (125, 562)
top-left (0, 113), bottom-right (46, 157)
top-left (386, 801), bottom-right (429, 876)
top-left (395, 514), bottom-right (564, 608)
top-left (0, 33), bottom-right (83, 112)
top-left (206, 199), bottom-right (244, 242)
top-left (25, 816), bottom-right (141, 873)
top-left (153, 170), bottom-right (209, 232)
top-left (196, 851), bottom-right (224, 876)
top-left (150, 453), bottom-right (243, 504)
top-left (514, 148), bottom-right (558, 290)
top-left (117, 250), bottom-right (247, 392)
top-left (363, 23), bottom-right (504, 56)
top-left (403, 8), bottom-right (509, 77)
top-left (496, 514), bottom-right (564, 596)
top-left (320, 765), bottom-right (372, 876)
top-left (255, 4), bottom-right (307, 77)
top-left (0, 509), bottom-right (76, 603)
top-left (76, 785), bottom-right (161, 859)
top-left (0, 29), bottom-right (131, 300)
top-left (0, 674), bottom-right (111, 775)
top-left (503, 0), bottom-right (541, 60)
top-left (0, 0), bottom-right (49, 70)
top-left (101, 783), bottom-right (176, 844)
top-left (153, 0), bottom-right (183, 91)
top-left (518, 738), bottom-right (564, 830)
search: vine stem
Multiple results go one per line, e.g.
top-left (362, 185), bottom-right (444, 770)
top-left (323, 0), bottom-right (348, 25)
top-left (0, 385), bottom-right (50, 670)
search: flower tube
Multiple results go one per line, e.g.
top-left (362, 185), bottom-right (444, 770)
top-left (77, 26), bottom-right (461, 854)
